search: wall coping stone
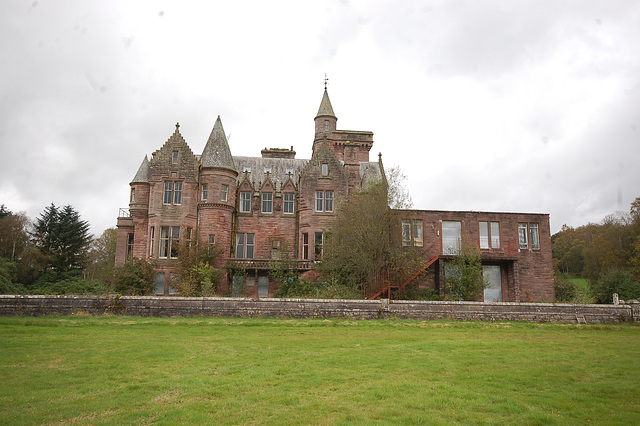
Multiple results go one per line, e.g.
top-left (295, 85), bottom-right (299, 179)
top-left (0, 295), bottom-right (636, 323)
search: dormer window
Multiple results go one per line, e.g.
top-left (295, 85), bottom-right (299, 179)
top-left (172, 151), bottom-right (179, 164)
top-left (321, 163), bottom-right (328, 176)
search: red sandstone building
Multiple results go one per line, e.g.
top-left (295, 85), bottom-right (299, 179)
top-left (116, 88), bottom-right (554, 302)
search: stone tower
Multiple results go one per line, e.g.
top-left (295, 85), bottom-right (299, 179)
top-left (199, 116), bottom-right (238, 281)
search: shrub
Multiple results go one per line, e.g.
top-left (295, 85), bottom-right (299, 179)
top-left (274, 278), bottom-right (317, 298)
top-left (315, 277), bottom-right (361, 299)
top-left (34, 278), bottom-right (106, 295)
top-left (174, 261), bottom-right (221, 297)
top-left (0, 258), bottom-right (25, 294)
top-left (554, 274), bottom-right (578, 303)
top-left (444, 237), bottom-right (490, 301)
top-left (113, 259), bottom-right (156, 295)
top-left (402, 287), bottom-right (440, 301)
top-left (592, 269), bottom-right (640, 303)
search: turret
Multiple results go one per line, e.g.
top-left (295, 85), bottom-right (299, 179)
top-left (199, 116), bottom-right (238, 288)
top-left (313, 88), bottom-right (337, 153)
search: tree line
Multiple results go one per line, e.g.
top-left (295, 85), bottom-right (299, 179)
top-left (552, 197), bottom-right (640, 303)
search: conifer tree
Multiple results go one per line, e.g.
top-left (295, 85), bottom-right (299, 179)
top-left (33, 204), bottom-right (91, 275)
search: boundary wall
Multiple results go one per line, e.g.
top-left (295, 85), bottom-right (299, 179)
top-left (1, 295), bottom-right (639, 324)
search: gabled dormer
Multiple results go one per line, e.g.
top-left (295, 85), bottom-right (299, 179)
top-left (148, 123), bottom-right (199, 183)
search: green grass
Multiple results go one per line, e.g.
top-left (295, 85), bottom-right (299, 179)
top-left (569, 277), bottom-right (596, 303)
top-left (1, 316), bottom-right (639, 425)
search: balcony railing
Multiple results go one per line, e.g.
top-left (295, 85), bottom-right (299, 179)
top-left (226, 258), bottom-right (315, 271)
top-left (118, 208), bottom-right (130, 218)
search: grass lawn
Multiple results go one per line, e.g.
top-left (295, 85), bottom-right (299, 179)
top-left (1, 316), bottom-right (639, 425)
top-left (569, 277), bottom-right (596, 303)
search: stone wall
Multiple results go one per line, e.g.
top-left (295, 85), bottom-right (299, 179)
top-left (0, 295), bottom-right (637, 324)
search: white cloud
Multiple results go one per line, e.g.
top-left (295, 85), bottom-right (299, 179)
top-left (0, 0), bottom-right (639, 235)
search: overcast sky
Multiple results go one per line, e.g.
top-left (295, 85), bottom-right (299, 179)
top-left (1, 0), bottom-right (638, 236)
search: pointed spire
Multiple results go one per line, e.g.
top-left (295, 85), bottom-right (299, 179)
top-left (201, 116), bottom-right (236, 172)
top-left (315, 88), bottom-right (336, 119)
top-left (131, 155), bottom-right (150, 183)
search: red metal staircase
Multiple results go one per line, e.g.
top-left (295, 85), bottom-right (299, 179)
top-left (367, 255), bottom-right (440, 300)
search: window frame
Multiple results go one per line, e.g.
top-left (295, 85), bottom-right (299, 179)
top-left (315, 191), bottom-right (324, 212)
top-left (283, 192), bottom-right (295, 214)
top-left (325, 190), bottom-right (334, 212)
top-left (413, 219), bottom-right (423, 247)
top-left (302, 232), bottom-right (309, 260)
top-left (402, 219), bottom-right (423, 247)
top-left (169, 226), bottom-right (180, 258)
top-left (126, 233), bottom-right (134, 259)
top-left (315, 190), bottom-right (334, 212)
top-left (321, 163), bottom-right (328, 176)
top-left (490, 222), bottom-right (501, 249)
top-left (239, 191), bottom-right (251, 213)
top-left (261, 192), bottom-right (273, 214)
top-left (314, 232), bottom-right (323, 260)
top-left (172, 150), bottom-right (179, 164)
top-left (529, 223), bottom-right (540, 250)
top-left (221, 184), bottom-right (228, 202)
top-left (201, 183), bottom-right (208, 201)
top-left (479, 221), bottom-right (490, 249)
top-left (402, 220), bottom-right (411, 247)
top-left (235, 233), bottom-right (255, 258)
top-left (518, 223), bottom-right (529, 250)
top-left (173, 182), bottom-right (182, 205)
top-left (149, 226), bottom-right (155, 256)
top-left (163, 181), bottom-right (173, 205)
top-left (442, 221), bottom-right (462, 255)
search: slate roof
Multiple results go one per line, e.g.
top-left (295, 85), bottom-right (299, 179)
top-left (359, 161), bottom-right (383, 188)
top-left (315, 89), bottom-right (336, 118)
top-left (200, 116), bottom-right (236, 172)
top-left (233, 156), bottom-right (308, 189)
top-left (131, 156), bottom-right (150, 183)
top-left (232, 155), bottom-right (383, 190)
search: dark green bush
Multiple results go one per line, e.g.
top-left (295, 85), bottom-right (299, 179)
top-left (34, 278), bottom-right (106, 295)
top-left (0, 258), bottom-right (25, 294)
top-left (402, 287), bottom-right (440, 301)
top-left (274, 278), bottom-right (317, 298)
top-left (592, 269), bottom-right (640, 303)
top-left (113, 259), bottom-right (156, 295)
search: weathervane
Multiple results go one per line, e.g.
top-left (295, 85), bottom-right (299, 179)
top-left (324, 73), bottom-right (329, 90)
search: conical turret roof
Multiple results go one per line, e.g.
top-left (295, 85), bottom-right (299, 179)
top-left (131, 155), bottom-right (150, 183)
top-left (201, 116), bottom-right (236, 172)
top-left (315, 89), bottom-right (336, 119)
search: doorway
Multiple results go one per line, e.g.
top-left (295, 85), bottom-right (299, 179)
top-left (483, 265), bottom-right (502, 302)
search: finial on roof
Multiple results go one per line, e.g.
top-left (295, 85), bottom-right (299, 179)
top-left (324, 73), bottom-right (329, 90)
top-left (175, 122), bottom-right (180, 131)
top-left (378, 152), bottom-right (382, 160)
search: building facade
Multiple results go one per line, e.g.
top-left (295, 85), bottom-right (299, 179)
top-left (116, 88), bottom-right (554, 302)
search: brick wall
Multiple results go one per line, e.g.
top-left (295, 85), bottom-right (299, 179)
top-left (393, 210), bottom-right (554, 302)
top-left (1, 295), bottom-right (636, 324)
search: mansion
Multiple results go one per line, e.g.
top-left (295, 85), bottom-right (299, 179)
top-left (116, 88), bottom-right (554, 302)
